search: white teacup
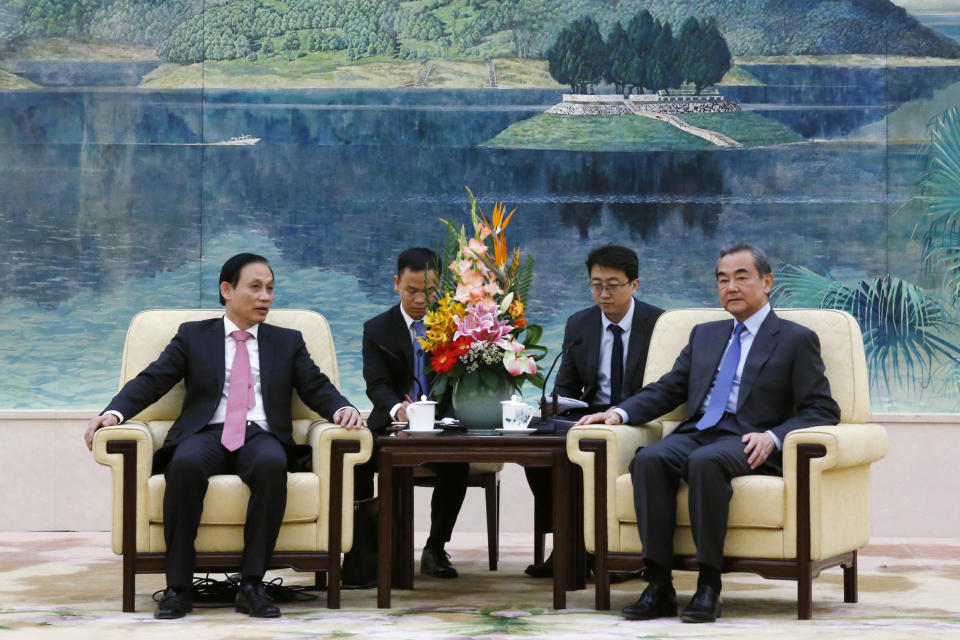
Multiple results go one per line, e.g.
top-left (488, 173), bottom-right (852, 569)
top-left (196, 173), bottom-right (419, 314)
top-left (501, 398), bottom-right (535, 430)
top-left (406, 398), bottom-right (436, 431)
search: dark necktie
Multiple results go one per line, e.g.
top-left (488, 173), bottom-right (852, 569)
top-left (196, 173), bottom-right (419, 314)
top-left (608, 324), bottom-right (625, 406)
top-left (412, 320), bottom-right (429, 399)
top-left (696, 322), bottom-right (746, 430)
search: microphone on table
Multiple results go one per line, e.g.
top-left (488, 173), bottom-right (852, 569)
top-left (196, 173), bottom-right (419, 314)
top-left (532, 338), bottom-right (582, 432)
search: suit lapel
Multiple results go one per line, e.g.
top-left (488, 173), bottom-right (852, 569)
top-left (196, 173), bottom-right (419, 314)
top-left (391, 305), bottom-right (415, 371)
top-left (208, 318), bottom-right (227, 396)
top-left (737, 311), bottom-right (780, 410)
top-left (690, 320), bottom-right (735, 410)
top-left (583, 307), bottom-right (603, 390)
top-left (258, 322), bottom-right (274, 407)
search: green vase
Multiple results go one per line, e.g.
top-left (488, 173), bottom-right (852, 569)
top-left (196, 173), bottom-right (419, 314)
top-left (452, 370), bottom-right (515, 430)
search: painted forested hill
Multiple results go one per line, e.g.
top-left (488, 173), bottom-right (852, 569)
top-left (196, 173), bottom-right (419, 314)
top-left (2, 0), bottom-right (958, 62)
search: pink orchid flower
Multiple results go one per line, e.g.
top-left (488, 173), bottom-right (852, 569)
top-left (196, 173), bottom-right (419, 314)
top-left (453, 304), bottom-right (513, 344)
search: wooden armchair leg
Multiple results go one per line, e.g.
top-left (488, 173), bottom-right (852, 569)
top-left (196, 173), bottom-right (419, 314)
top-left (843, 550), bottom-right (858, 603)
top-left (122, 554), bottom-right (135, 613)
top-left (483, 473), bottom-right (499, 571)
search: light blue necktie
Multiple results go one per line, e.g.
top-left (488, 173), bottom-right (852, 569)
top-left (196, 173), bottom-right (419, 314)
top-left (412, 320), bottom-right (429, 399)
top-left (696, 322), bottom-right (746, 430)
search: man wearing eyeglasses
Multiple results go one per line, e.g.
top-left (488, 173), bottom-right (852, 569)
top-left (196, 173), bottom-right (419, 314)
top-left (524, 244), bottom-right (663, 578)
top-left (358, 247), bottom-right (469, 581)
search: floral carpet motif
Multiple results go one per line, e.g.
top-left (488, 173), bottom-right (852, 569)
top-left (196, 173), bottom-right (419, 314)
top-left (0, 532), bottom-right (958, 639)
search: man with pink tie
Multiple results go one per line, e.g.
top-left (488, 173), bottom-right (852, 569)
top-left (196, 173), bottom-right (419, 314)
top-left (84, 253), bottom-right (365, 619)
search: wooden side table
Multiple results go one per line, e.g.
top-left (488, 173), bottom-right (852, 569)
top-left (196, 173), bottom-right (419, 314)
top-left (376, 430), bottom-right (585, 609)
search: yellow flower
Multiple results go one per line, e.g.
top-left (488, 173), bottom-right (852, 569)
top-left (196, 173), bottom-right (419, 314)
top-left (509, 298), bottom-right (525, 318)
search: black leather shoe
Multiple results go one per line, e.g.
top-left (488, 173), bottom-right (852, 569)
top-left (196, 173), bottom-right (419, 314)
top-left (235, 581), bottom-right (281, 618)
top-left (524, 553), bottom-right (553, 578)
top-left (681, 584), bottom-right (722, 623)
top-left (420, 547), bottom-right (458, 578)
top-left (621, 582), bottom-right (678, 620)
top-left (154, 587), bottom-right (191, 619)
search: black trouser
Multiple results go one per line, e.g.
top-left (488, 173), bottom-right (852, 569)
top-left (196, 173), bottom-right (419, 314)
top-left (629, 414), bottom-right (780, 572)
top-left (354, 438), bottom-right (469, 547)
top-left (162, 422), bottom-right (287, 587)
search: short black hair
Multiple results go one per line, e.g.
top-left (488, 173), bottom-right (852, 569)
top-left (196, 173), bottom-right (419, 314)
top-left (717, 243), bottom-right (772, 278)
top-left (585, 245), bottom-right (639, 282)
top-left (219, 253), bottom-right (273, 306)
top-left (397, 247), bottom-right (438, 277)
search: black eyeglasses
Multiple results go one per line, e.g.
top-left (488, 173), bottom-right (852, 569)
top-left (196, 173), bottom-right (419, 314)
top-left (589, 281), bottom-right (631, 294)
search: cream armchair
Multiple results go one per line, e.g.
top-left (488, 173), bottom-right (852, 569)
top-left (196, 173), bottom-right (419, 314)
top-left (568, 308), bottom-right (887, 619)
top-left (92, 309), bottom-right (372, 611)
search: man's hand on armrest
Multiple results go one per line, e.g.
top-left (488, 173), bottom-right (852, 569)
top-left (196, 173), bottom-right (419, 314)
top-left (332, 406), bottom-right (367, 430)
top-left (85, 413), bottom-right (119, 451)
top-left (576, 409), bottom-right (624, 426)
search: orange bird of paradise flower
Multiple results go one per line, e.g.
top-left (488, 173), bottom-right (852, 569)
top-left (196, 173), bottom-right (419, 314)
top-left (479, 201), bottom-right (516, 270)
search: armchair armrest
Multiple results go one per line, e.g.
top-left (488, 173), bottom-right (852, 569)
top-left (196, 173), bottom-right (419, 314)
top-left (307, 422), bottom-right (373, 552)
top-left (782, 423), bottom-right (888, 562)
top-left (91, 423), bottom-right (154, 555)
top-left (783, 423), bottom-right (888, 473)
top-left (567, 422), bottom-right (663, 553)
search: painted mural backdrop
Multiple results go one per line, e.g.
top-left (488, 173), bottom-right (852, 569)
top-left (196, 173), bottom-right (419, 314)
top-left (1, 0), bottom-right (959, 413)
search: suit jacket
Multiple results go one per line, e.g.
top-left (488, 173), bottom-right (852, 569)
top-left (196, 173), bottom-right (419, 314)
top-left (105, 317), bottom-right (353, 461)
top-left (554, 298), bottom-right (664, 407)
top-left (362, 304), bottom-right (452, 432)
top-left (617, 310), bottom-right (841, 443)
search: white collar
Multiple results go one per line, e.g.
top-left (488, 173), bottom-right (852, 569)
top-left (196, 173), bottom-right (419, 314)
top-left (224, 315), bottom-right (260, 339)
top-left (398, 303), bottom-right (421, 330)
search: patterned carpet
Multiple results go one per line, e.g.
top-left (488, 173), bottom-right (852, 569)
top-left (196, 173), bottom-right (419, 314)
top-left (1, 532), bottom-right (958, 639)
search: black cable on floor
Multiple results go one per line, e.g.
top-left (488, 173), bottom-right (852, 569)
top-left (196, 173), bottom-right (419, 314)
top-left (152, 573), bottom-right (319, 607)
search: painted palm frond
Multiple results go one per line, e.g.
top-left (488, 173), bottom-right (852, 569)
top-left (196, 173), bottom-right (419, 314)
top-left (917, 106), bottom-right (960, 303)
top-left (773, 268), bottom-right (960, 390)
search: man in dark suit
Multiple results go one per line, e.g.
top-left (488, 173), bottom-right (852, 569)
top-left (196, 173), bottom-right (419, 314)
top-left (357, 247), bottom-right (469, 579)
top-left (84, 253), bottom-right (365, 619)
top-left (525, 245), bottom-right (663, 577)
top-left (578, 243), bottom-right (840, 623)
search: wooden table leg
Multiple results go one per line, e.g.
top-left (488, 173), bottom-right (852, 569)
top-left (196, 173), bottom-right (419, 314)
top-left (397, 467), bottom-right (414, 588)
top-left (552, 453), bottom-right (569, 609)
top-left (377, 451), bottom-right (393, 608)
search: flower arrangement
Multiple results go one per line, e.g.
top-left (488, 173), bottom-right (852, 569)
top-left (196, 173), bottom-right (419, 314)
top-left (419, 187), bottom-right (546, 400)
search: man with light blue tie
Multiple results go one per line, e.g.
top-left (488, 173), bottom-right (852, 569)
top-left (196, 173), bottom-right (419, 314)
top-left (359, 247), bottom-right (469, 579)
top-left (578, 243), bottom-right (840, 623)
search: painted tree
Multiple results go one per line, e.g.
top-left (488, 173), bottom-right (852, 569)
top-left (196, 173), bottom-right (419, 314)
top-left (644, 21), bottom-right (681, 95)
top-left (547, 16), bottom-right (606, 94)
top-left (605, 21), bottom-right (629, 96)
top-left (677, 17), bottom-right (731, 94)
top-left (622, 9), bottom-right (656, 96)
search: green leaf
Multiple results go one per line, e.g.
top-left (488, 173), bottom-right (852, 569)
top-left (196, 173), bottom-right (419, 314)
top-left (430, 376), bottom-right (448, 400)
top-left (521, 323), bottom-right (543, 346)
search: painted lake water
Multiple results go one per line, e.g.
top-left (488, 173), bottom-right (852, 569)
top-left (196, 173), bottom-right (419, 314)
top-left (1, 67), bottom-right (957, 412)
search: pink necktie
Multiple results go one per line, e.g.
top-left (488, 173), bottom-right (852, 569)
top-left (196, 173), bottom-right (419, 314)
top-left (222, 330), bottom-right (255, 451)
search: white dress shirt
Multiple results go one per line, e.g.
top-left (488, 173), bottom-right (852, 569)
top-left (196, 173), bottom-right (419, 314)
top-left (594, 297), bottom-right (635, 406)
top-left (210, 316), bottom-right (269, 430)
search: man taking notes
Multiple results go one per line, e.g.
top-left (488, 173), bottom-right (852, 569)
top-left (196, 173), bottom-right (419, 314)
top-left (525, 245), bottom-right (663, 577)
top-left (84, 253), bottom-right (365, 619)
top-left (359, 247), bottom-right (469, 579)
top-left (578, 243), bottom-right (840, 623)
